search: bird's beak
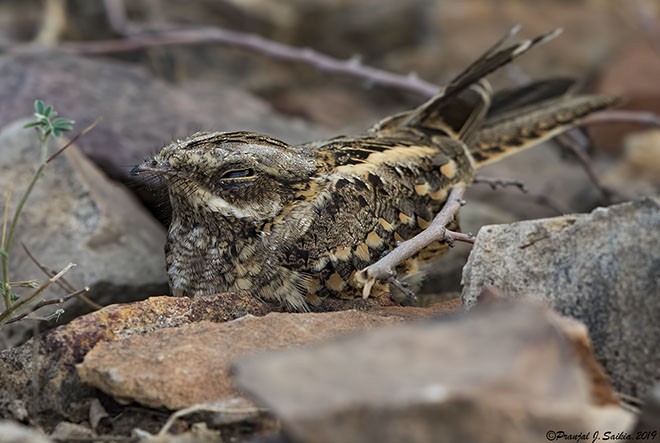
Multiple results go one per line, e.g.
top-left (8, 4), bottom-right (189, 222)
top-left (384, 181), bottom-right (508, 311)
top-left (130, 158), bottom-right (171, 176)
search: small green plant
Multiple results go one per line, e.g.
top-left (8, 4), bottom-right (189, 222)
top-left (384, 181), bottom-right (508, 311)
top-left (0, 100), bottom-right (75, 324)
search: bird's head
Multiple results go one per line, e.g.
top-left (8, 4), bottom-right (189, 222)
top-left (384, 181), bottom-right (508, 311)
top-left (131, 132), bottom-right (315, 221)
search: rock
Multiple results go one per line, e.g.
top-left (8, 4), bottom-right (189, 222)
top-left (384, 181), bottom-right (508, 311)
top-left (0, 120), bottom-right (168, 345)
top-left (233, 300), bottom-right (633, 443)
top-left (49, 422), bottom-right (94, 441)
top-left (634, 383), bottom-right (660, 435)
top-left (0, 53), bottom-right (326, 182)
top-left (77, 303), bottom-right (457, 410)
top-left (462, 197), bottom-right (660, 399)
top-left (0, 420), bottom-right (51, 443)
top-left (0, 293), bottom-right (272, 430)
top-left (0, 53), bottom-right (328, 226)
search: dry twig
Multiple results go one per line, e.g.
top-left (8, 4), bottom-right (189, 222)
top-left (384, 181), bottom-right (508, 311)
top-left (0, 262), bottom-right (76, 324)
top-left (357, 185), bottom-right (470, 298)
top-left (473, 176), bottom-right (528, 193)
top-left (21, 242), bottom-right (100, 310)
top-left (47, 116), bottom-right (104, 164)
top-left (6, 287), bottom-right (89, 324)
top-left (582, 110), bottom-right (660, 128)
top-left (555, 131), bottom-right (613, 202)
top-left (158, 402), bottom-right (267, 436)
top-left (38, 27), bottom-right (441, 97)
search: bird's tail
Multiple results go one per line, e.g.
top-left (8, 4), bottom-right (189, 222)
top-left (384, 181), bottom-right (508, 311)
top-left (371, 27), bottom-right (619, 168)
top-left (470, 92), bottom-right (619, 167)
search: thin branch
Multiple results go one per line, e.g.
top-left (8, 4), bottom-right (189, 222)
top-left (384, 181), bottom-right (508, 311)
top-left (6, 287), bottom-right (89, 324)
top-left (582, 110), bottom-right (660, 128)
top-left (443, 229), bottom-right (476, 245)
top-left (46, 116), bottom-right (104, 164)
top-left (37, 27), bottom-right (442, 97)
top-left (356, 185), bottom-right (467, 298)
top-left (158, 403), bottom-right (267, 436)
top-left (473, 176), bottom-right (528, 193)
top-left (0, 262), bottom-right (76, 324)
top-left (555, 131), bottom-right (613, 203)
top-left (9, 308), bottom-right (64, 324)
top-left (21, 242), bottom-right (101, 310)
top-left (1, 182), bottom-right (11, 250)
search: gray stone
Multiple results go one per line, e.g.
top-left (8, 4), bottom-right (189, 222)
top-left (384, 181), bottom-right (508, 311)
top-left (0, 53), bottom-right (327, 181)
top-left (633, 383), bottom-right (660, 435)
top-left (0, 119), bottom-right (168, 345)
top-left (233, 301), bottom-right (633, 443)
top-left (0, 421), bottom-right (51, 443)
top-left (462, 197), bottom-right (660, 398)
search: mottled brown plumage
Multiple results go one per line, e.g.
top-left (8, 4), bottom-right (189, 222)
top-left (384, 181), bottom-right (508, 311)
top-left (131, 30), bottom-right (618, 311)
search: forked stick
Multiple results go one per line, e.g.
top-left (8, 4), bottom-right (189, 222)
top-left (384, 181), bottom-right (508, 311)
top-left (356, 185), bottom-right (471, 298)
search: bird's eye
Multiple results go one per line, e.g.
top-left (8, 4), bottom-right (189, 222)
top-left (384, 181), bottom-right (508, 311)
top-left (220, 168), bottom-right (255, 179)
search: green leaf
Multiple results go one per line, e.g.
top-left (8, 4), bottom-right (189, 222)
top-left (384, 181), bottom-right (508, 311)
top-left (53, 117), bottom-right (74, 127)
top-left (23, 122), bottom-right (40, 129)
top-left (0, 247), bottom-right (8, 258)
top-left (43, 105), bottom-right (54, 118)
top-left (34, 99), bottom-right (45, 115)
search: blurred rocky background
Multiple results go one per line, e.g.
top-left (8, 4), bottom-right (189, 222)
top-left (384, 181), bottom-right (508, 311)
top-left (0, 0), bottom-right (658, 441)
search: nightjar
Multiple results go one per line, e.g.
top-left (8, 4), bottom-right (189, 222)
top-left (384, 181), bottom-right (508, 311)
top-left (131, 29), bottom-right (618, 310)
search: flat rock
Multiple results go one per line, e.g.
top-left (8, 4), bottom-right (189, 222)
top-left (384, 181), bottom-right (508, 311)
top-left (233, 300), bottom-right (633, 443)
top-left (462, 197), bottom-right (660, 398)
top-left (76, 302), bottom-right (458, 410)
top-left (0, 292), bottom-right (272, 430)
top-left (0, 120), bottom-right (168, 345)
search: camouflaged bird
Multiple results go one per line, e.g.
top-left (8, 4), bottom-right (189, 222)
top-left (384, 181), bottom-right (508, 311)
top-left (131, 29), bottom-right (618, 311)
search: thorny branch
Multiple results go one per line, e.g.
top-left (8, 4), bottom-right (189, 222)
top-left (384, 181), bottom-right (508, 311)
top-left (0, 263), bottom-right (76, 324)
top-left (554, 131), bottom-right (613, 202)
top-left (22, 242), bottom-right (100, 310)
top-left (47, 116), bottom-right (104, 164)
top-left (357, 185), bottom-right (471, 298)
top-left (582, 110), bottom-right (660, 128)
top-left (5, 287), bottom-right (89, 324)
top-left (473, 176), bottom-right (528, 193)
top-left (51, 27), bottom-right (442, 97)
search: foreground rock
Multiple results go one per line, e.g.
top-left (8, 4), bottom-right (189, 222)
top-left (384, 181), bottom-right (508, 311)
top-left (234, 300), bottom-right (632, 443)
top-left (76, 302), bottom-right (458, 410)
top-left (0, 293), bottom-right (272, 430)
top-left (462, 197), bottom-right (660, 398)
top-left (0, 120), bottom-right (168, 345)
top-left (0, 291), bottom-right (457, 431)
